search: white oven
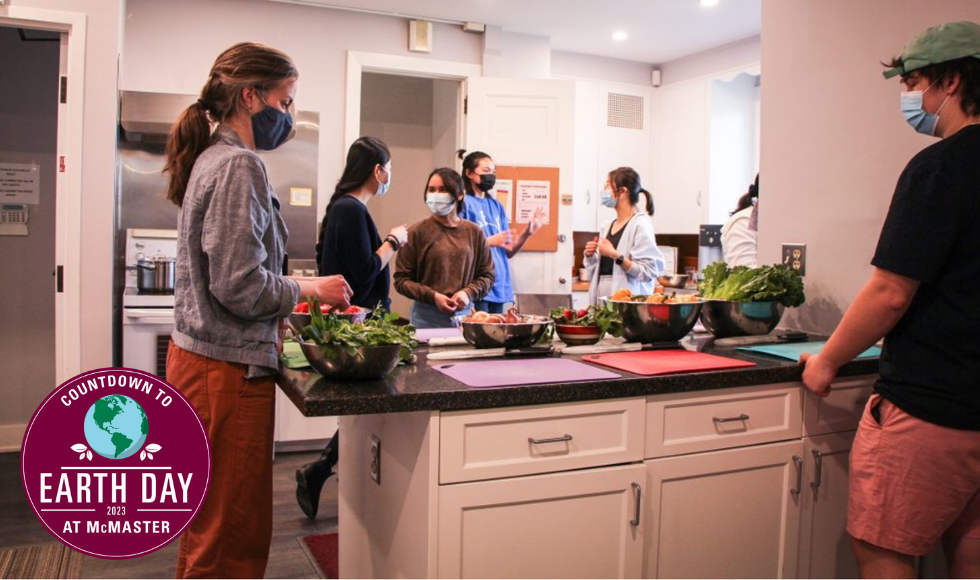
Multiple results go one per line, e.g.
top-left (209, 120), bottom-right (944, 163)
top-left (122, 229), bottom-right (177, 379)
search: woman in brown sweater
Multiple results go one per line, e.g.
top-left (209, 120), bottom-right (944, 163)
top-left (395, 168), bottom-right (495, 328)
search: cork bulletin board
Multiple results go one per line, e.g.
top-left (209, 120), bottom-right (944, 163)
top-left (490, 165), bottom-right (560, 252)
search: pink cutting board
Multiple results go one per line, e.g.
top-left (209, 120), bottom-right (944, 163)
top-left (432, 358), bottom-right (620, 388)
top-left (582, 350), bottom-right (755, 376)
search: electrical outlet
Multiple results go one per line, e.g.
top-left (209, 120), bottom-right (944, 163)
top-left (782, 243), bottom-right (807, 276)
top-left (369, 434), bottom-right (381, 485)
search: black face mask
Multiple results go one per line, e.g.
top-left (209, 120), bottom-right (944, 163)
top-left (251, 105), bottom-right (293, 151)
top-left (477, 173), bottom-right (496, 193)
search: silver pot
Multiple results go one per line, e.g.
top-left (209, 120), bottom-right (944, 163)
top-left (136, 255), bottom-right (176, 294)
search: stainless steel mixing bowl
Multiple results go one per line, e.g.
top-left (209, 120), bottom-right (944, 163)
top-left (699, 300), bottom-right (785, 338)
top-left (602, 298), bottom-right (703, 343)
top-left (457, 315), bottom-right (553, 349)
top-left (657, 274), bottom-right (690, 288)
top-left (298, 342), bottom-right (402, 380)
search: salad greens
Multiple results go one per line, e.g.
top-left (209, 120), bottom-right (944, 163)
top-left (297, 298), bottom-right (417, 362)
top-left (549, 303), bottom-right (624, 338)
top-left (698, 261), bottom-right (806, 307)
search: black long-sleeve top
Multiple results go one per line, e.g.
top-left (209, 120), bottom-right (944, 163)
top-left (318, 195), bottom-right (390, 311)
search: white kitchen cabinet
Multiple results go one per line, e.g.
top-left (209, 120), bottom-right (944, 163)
top-left (651, 79), bottom-right (707, 234)
top-left (438, 463), bottom-right (645, 579)
top-left (643, 440), bottom-right (803, 578)
top-left (797, 430), bottom-right (858, 579)
top-left (274, 388), bottom-right (336, 450)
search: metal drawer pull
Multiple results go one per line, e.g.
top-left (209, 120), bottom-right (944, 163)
top-left (630, 482), bottom-right (641, 527)
top-left (713, 413), bottom-right (750, 423)
top-left (791, 455), bottom-right (803, 498)
top-left (810, 449), bottom-right (824, 498)
top-left (528, 434), bottom-right (573, 445)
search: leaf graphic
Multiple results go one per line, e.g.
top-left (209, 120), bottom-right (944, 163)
top-left (71, 444), bottom-right (87, 453)
top-left (86, 450), bottom-right (93, 461)
top-left (140, 450), bottom-right (146, 461)
top-left (146, 444), bottom-right (162, 453)
top-left (147, 452), bottom-right (154, 460)
top-left (79, 452), bottom-right (85, 460)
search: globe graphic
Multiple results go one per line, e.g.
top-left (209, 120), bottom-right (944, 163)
top-left (83, 395), bottom-right (148, 460)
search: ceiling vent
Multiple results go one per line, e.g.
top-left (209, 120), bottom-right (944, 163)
top-left (607, 93), bottom-right (644, 130)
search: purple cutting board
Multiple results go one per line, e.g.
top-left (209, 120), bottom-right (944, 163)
top-left (415, 327), bottom-right (463, 341)
top-left (432, 358), bottom-right (621, 388)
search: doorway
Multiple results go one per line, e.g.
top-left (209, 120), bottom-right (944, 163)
top-left (0, 25), bottom-right (60, 449)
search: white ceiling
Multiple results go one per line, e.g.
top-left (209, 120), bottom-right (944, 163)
top-left (278, 0), bottom-right (761, 64)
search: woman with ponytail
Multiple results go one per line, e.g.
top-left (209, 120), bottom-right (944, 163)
top-left (582, 167), bottom-right (665, 305)
top-left (721, 173), bottom-right (759, 267)
top-left (163, 42), bottom-right (351, 578)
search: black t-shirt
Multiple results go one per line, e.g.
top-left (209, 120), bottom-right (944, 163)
top-left (872, 124), bottom-right (980, 430)
top-left (599, 218), bottom-right (631, 276)
top-left (318, 195), bottom-right (391, 311)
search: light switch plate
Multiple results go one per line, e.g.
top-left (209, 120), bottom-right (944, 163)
top-left (782, 243), bottom-right (806, 276)
top-left (289, 187), bottom-right (313, 207)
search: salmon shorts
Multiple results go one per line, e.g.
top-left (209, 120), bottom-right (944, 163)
top-left (847, 393), bottom-right (980, 556)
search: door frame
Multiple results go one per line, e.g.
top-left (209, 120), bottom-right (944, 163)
top-left (0, 6), bottom-right (86, 386)
top-left (344, 51), bottom-right (482, 158)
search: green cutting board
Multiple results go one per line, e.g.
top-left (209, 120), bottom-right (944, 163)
top-left (736, 341), bottom-right (881, 361)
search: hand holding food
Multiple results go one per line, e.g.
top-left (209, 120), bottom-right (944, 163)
top-left (433, 293), bottom-right (458, 314)
top-left (584, 236), bottom-right (599, 258)
top-left (296, 275), bottom-right (352, 309)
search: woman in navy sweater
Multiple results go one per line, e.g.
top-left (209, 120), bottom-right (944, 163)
top-left (298, 136), bottom-right (407, 519)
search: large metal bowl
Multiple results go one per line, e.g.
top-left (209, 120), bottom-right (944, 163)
top-left (657, 274), bottom-right (690, 289)
top-left (602, 298), bottom-right (703, 343)
top-left (457, 315), bottom-right (553, 349)
top-left (298, 342), bottom-right (402, 380)
top-left (699, 300), bottom-right (785, 338)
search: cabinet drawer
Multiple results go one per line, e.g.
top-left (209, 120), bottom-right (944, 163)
top-left (803, 375), bottom-right (876, 437)
top-left (646, 384), bottom-right (802, 458)
top-left (440, 398), bottom-right (645, 484)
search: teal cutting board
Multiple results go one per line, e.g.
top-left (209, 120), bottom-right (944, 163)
top-left (736, 341), bottom-right (881, 361)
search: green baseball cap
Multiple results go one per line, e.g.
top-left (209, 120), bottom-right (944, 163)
top-left (883, 21), bottom-right (980, 79)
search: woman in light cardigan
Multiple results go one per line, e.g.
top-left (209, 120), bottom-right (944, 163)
top-left (583, 167), bottom-right (665, 305)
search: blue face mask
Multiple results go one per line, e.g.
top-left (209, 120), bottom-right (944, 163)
top-left (251, 99), bottom-right (293, 151)
top-left (600, 188), bottom-right (618, 208)
top-left (426, 192), bottom-right (456, 216)
top-left (900, 81), bottom-right (949, 137)
top-left (376, 167), bottom-right (391, 197)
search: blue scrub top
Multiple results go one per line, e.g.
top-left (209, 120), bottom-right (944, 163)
top-left (459, 193), bottom-right (513, 303)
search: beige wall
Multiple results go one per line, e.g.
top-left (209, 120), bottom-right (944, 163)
top-left (760, 0), bottom-right (980, 334)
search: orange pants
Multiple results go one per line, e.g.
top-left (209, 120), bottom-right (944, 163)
top-left (166, 342), bottom-right (275, 579)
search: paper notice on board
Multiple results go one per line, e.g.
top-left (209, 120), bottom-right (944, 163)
top-left (515, 180), bottom-right (550, 224)
top-left (0, 163), bottom-right (40, 204)
top-left (491, 179), bottom-right (513, 217)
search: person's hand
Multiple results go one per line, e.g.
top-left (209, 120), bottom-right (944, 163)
top-left (433, 293), bottom-right (458, 314)
top-left (526, 207), bottom-right (545, 235)
top-left (277, 319), bottom-right (288, 355)
top-left (584, 236), bottom-right (599, 258)
top-left (597, 236), bottom-right (618, 258)
top-left (313, 275), bottom-right (352, 309)
top-left (388, 224), bottom-right (408, 246)
top-left (451, 290), bottom-right (471, 310)
top-left (800, 352), bottom-right (837, 397)
top-left (487, 230), bottom-right (512, 247)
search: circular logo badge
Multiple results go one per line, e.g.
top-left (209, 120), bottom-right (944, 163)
top-left (21, 368), bottom-right (211, 559)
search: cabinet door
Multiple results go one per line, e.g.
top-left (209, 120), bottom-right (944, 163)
top-left (438, 463), bottom-right (645, 579)
top-left (797, 431), bottom-right (858, 579)
top-left (644, 440), bottom-right (803, 578)
top-left (652, 80), bottom-right (707, 234)
top-left (573, 81), bottom-right (600, 232)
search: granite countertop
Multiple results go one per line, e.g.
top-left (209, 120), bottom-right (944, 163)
top-left (276, 333), bottom-right (879, 417)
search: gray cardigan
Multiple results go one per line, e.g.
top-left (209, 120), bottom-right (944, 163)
top-left (583, 213), bottom-right (665, 305)
top-left (172, 126), bottom-right (300, 372)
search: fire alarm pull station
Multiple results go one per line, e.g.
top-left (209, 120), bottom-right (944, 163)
top-left (0, 204), bottom-right (29, 236)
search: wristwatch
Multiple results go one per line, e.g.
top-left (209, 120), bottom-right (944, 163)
top-left (614, 254), bottom-right (626, 266)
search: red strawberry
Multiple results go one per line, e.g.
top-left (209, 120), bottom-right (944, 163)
top-left (562, 309), bottom-right (575, 320)
top-left (294, 302), bottom-right (310, 313)
top-left (577, 309), bottom-right (589, 318)
top-left (343, 306), bottom-right (361, 314)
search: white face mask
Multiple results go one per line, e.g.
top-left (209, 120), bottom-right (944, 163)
top-left (900, 80), bottom-right (950, 137)
top-left (376, 167), bottom-right (391, 196)
top-left (426, 192), bottom-right (456, 216)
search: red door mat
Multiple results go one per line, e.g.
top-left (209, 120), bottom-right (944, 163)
top-left (299, 532), bottom-right (338, 579)
top-left (582, 350), bottom-right (755, 376)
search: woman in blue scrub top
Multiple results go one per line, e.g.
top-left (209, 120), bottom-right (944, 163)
top-left (457, 150), bottom-right (544, 313)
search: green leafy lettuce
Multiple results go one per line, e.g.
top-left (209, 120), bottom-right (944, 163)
top-left (298, 299), bottom-right (417, 362)
top-left (697, 261), bottom-right (806, 307)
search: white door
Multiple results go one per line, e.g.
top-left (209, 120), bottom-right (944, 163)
top-left (464, 77), bottom-right (576, 294)
top-left (797, 430), bottom-right (858, 579)
top-left (438, 463), bottom-right (645, 578)
top-left (644, 440), bottom-right (803, 578)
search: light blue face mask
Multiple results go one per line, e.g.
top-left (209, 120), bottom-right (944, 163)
top-left (376, 167), bottom-right (391, 196)
top-left (599, 188), bottom-right (618, 208)
top-left (900, 81), bottom-right (949, 136)
top-left (426, 192), bottom-right (455, 216)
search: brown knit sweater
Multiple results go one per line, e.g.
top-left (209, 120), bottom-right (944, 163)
top-left (394, 217), bottom-right (495, 304)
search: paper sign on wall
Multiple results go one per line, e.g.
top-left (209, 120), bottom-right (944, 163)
top-left (515, 180), bottom-right (550, 225)
top-left (491, 179), bottom-right (513, 217)
top-left (0, 163), bottom-right (40, 205)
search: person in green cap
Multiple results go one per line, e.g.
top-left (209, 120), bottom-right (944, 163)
top-left (801, 21), bottom-right (980, 579)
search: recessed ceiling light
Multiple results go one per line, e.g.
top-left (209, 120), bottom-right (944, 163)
top-left (612, 30), bottom-right (628, 42)
top-left (700, 0), bottom-right (720, 6)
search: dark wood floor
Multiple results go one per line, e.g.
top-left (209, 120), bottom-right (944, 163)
top-left (0, 451), bottom-right (337, 578)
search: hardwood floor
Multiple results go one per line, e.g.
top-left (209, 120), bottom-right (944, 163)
top-left (0, 451), bottom-right (337, 578)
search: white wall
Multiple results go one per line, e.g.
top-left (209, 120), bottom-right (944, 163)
top-left (552, 51), bottom-right (657, 86)
top-left (760, 0), bottom-right (980, 334)
top-left (661, 36), bottom-right (760, 86)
